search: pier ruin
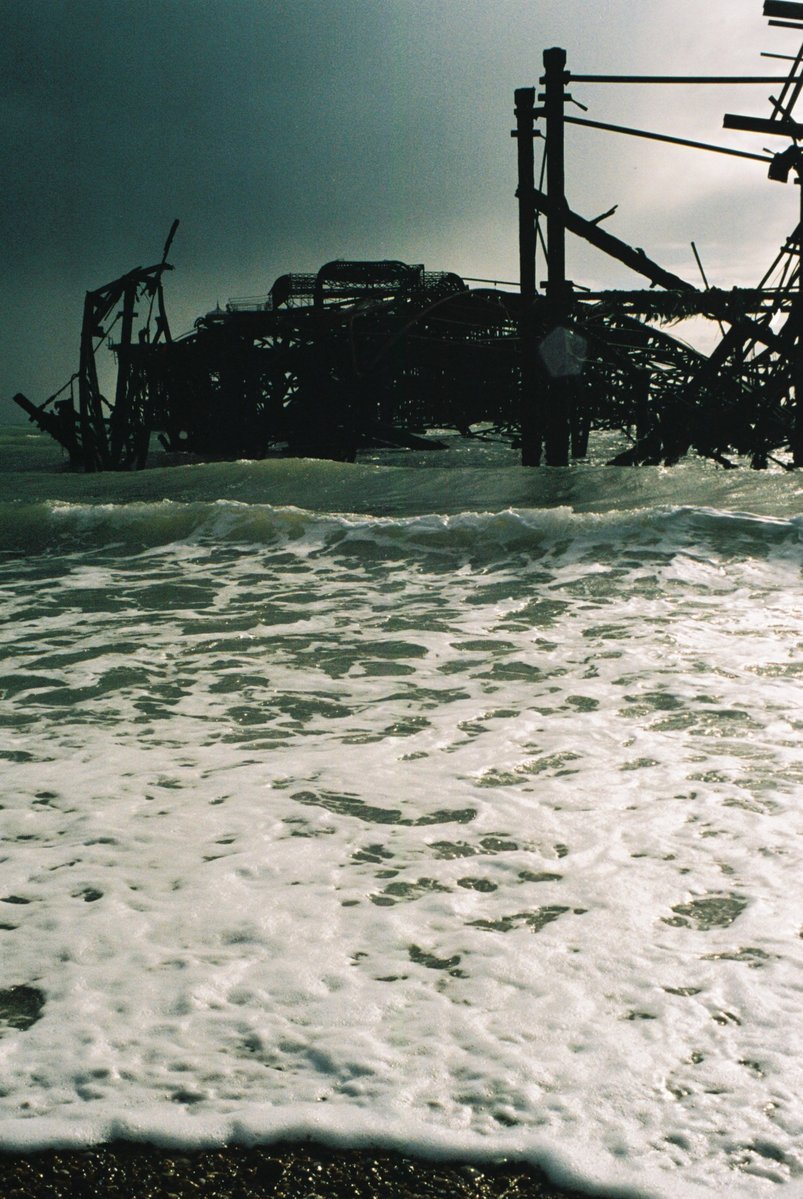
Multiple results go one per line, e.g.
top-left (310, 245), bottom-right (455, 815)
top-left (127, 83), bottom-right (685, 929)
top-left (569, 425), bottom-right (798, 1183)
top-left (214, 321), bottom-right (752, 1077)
top-left (13, 0), bottom-right (803, 471)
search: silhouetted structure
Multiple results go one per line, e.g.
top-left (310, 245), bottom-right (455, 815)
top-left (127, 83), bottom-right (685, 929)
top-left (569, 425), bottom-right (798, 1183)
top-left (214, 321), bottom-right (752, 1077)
top-left (13, 1), bottom-right (803, 470)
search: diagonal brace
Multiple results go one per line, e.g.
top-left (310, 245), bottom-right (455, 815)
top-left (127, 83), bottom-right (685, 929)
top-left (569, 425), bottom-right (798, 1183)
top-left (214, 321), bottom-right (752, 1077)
top-left (526, 187), bottom-right (695, 291)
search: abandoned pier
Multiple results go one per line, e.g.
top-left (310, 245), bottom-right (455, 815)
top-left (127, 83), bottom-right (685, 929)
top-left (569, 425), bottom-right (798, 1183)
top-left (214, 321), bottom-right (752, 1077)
top-left (14, 0), bottom-right (803, 472)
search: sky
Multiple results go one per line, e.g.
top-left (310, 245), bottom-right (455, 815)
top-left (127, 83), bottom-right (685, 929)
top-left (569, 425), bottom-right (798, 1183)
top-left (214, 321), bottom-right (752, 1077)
top-left (2, 0), bottom-right (801, 421)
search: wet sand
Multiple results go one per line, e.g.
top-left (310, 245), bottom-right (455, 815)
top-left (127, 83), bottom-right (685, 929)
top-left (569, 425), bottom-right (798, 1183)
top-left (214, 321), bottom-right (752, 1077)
top-left (0, 1142), bottom-right (618, 1197)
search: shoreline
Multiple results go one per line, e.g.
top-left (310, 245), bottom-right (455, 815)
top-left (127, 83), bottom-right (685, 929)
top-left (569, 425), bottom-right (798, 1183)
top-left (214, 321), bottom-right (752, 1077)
top-left (0, 1142), bottom-right (620, 1198)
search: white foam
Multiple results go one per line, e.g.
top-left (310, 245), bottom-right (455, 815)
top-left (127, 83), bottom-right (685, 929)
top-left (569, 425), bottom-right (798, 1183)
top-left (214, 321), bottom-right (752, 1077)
top-left (1, 457), bottom-right (803, 1197)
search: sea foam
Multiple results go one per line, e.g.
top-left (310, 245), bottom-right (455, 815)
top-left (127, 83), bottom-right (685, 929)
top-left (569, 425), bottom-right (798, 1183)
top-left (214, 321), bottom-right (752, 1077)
top-left (1, 430), bottom-right (802, 1197)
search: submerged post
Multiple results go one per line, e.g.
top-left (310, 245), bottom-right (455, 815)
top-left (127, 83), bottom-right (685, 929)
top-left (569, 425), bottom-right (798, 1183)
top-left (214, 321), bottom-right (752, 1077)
top-left (542, 46), bottom-right (572, 466)
top-left (515, 86), bottom-right (542, 465)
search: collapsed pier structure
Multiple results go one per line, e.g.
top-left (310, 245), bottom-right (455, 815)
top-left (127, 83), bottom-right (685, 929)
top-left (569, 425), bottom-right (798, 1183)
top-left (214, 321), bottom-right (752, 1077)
top-left (13, 0), bottom-right (803, 470)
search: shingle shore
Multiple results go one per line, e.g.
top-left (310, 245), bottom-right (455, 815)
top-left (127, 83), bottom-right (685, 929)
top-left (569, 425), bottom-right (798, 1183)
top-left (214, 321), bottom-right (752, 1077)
top-left (0, 1142), bottom-right (609, 1198)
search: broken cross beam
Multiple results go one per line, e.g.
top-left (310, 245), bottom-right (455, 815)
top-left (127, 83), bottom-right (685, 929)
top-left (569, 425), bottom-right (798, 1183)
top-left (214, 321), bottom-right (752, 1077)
top-left (526, 187), bottom-right (695, 291)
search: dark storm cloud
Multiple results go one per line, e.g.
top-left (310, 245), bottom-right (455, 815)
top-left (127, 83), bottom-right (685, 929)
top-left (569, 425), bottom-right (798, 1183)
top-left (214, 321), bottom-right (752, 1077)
top-left (2, 1), bottom-right (403, 274)
top-left (2, 0), bottom-right (505, 407)
top-left (3, 0), bottom-right (531, 277)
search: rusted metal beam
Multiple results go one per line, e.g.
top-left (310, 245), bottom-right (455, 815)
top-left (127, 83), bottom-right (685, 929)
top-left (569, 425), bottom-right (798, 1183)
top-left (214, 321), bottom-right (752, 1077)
top-left (566, 114), bottom-right (773, 163)
top-left (723, 113), bottom-right (803, 137)
top-left (768, 44), bottom-right (803, 122)
top-left (526, 187), bottom-right (695, 291)
top-left (569, 73), bottom-right (803, 83)
top-left (764, 1), bottom-right (803, 20)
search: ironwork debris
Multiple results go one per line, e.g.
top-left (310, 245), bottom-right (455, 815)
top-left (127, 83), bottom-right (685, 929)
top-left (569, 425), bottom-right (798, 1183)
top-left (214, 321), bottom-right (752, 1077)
top-left (13, 2), bottom-right (803, 470)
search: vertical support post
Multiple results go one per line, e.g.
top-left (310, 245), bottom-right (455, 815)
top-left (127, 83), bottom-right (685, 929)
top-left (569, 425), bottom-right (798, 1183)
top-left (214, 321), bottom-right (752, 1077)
top-left (794, 172), bottom-right (803, 466)
top-left (544, 47), bottom-right (567, 307)
top-left (542, 46), bottom-right (572, 466)
top-left (514, 86), bottom-right (542, 465)
top-left (109, 278), bottom-right (137, 468)
top-left (77, 291), bottom-right (109, 472)
top-left (515, 87), bottom-right (537, 303)
top-left (77, 294), bottom-right (96, 472)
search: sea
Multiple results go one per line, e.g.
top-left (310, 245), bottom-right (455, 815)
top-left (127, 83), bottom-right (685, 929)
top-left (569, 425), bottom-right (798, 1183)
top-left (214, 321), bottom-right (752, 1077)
top-left (1, 422), bottom-right (802, 1199)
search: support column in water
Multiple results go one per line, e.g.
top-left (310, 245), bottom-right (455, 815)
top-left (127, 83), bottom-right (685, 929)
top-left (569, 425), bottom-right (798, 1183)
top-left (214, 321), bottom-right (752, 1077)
top-left (543, 46), bottom-right (572, 467)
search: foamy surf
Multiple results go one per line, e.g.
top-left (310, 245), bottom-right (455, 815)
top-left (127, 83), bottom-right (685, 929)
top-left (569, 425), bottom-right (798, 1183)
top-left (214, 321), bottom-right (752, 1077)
top-left (1, 426), bottom-right (802, 1198)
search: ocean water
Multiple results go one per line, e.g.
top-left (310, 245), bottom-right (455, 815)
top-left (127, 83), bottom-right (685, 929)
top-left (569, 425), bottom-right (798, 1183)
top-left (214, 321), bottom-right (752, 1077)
top-left (1, 424), bottom-right (802, 1198)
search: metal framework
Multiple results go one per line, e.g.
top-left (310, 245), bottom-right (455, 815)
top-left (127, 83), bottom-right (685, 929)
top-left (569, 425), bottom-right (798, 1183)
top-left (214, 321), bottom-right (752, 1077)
top-left (12, 1), bottom-right (803, 470)
top-left (512, 0), bottom-right (803, 467)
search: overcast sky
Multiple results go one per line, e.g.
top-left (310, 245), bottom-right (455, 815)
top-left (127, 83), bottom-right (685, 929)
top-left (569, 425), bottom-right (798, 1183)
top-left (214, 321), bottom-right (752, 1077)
top-left (2, 0), bottom-right (800, 420)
